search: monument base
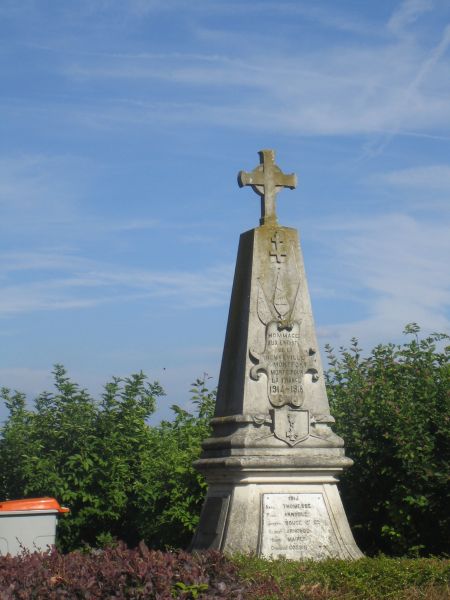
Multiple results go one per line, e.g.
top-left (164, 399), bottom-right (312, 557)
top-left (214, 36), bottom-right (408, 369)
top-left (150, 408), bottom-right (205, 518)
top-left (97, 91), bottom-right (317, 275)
top-left (191, 463), bottom-right (363, 560)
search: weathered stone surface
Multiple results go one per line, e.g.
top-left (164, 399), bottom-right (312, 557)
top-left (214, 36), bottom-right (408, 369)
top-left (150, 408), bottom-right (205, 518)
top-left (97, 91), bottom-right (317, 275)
top-left (238, 149), bottom-right (297, 226)
top-left (261, 493), bottom-right (344, 559)
top-left (191, 150), bottom-right (362, 560)
top-left (209, 226), bottom-right (336, 437)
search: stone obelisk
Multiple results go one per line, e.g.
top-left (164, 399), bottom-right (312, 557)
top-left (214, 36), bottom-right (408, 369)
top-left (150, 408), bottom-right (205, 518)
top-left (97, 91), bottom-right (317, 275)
top-left (191, 150), bottom-right (362, 560)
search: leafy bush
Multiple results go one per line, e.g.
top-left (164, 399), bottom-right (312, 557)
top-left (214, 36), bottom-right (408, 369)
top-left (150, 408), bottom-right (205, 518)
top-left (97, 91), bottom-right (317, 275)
top-left (0, 544), bottom-right (243, 599)
top-left (0, 368), bottom-right (214, 551)
top-left (325, 325), bottom-right (450, 556)
top-left (0, 366), bottom-right (164, 550)
top-left (129, 378), bottom-right (215, 549)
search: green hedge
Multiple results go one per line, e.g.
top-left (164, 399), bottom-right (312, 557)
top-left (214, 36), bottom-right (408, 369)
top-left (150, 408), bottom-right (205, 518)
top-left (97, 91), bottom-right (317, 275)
top-left (0, 369), bottom-right (213, 551)
top-left (326, 325), bottom-right (449, 556)
top-left (235, 555), bottom-right (450, 599)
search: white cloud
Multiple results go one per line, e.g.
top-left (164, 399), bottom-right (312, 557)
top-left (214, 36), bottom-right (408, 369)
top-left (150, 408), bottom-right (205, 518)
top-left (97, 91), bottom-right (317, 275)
top-left (105, 218), bottom-right (160, 231)
top-left (59, 19), bottom-right (450, 140)
top-left (0, 153), bottom-right (164, 238)
top-left (41, 0), bottom-right (376, 36)
top-left (2, 2), bottom-right (447, 142)
top-left (365, 21), bottom-right (450, 154)
top-left (0, 251), bottom-right (93, 276)
top-left (0, 155), bottom-right (79, 226)
top-left (0, 251), bottom-right (233, 316)
top-left (313, 213), bottom-right (450, 347)
top-left (387, 0), bottom-right (433, 35)
top-left (377, 164), bottom-right (450, 191)
top-left (266, 3), bottom-right (375, 35)
top-left (4, 2), bottom-right (450, 142)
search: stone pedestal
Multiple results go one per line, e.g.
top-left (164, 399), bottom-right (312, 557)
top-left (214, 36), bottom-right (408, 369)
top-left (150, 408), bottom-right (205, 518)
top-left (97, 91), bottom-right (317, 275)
top-left (191, 151), bottom-right (362, 560)
top-left (192, 463), bottom-right (361, 559)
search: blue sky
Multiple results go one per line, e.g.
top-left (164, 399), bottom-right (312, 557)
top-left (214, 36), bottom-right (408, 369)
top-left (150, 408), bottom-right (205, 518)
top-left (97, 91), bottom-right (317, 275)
top-left (1, 0), bottom-right (449, 421)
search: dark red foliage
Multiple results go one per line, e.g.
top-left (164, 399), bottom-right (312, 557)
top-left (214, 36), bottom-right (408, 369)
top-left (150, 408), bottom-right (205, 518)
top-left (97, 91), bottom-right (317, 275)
top-left (0, 543), bottom-right (249, 599)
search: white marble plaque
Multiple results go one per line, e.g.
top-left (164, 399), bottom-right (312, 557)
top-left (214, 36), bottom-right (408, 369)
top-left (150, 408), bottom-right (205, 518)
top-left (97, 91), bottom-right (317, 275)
top-left (260, 493), bottom-right (341, 559)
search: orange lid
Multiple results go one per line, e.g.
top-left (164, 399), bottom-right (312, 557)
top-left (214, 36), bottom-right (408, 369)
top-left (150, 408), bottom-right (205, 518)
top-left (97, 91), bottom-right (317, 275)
top-left (0, 497), bottom-right (70, 513)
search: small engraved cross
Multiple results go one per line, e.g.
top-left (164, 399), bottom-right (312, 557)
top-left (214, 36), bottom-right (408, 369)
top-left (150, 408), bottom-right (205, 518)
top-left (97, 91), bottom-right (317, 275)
top-left (238, 149), bottom-right (297, 226)
top-left (270, 231), bottom-right (287, 263)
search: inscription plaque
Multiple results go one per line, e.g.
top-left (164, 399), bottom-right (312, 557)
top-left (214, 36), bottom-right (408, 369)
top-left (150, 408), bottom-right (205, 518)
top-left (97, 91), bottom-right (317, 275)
top-left (260, 493), bottom-right (341, 559)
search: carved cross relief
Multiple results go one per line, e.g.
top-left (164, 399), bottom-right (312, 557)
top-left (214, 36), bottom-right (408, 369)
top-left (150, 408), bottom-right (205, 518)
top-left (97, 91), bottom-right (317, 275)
top-left (270, 231), bottom-right (287, 263)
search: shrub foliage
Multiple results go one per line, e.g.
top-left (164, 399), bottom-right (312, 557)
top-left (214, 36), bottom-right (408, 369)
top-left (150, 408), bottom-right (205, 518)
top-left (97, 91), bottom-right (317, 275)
top-left (131, 378), bottom-right (215, 549)
top-left (326, 324), bottom-right (449, 556)
top-left (0, 545), bottom-right (243, 599)
top-left (0, 325), bottom-right (448, 556)
top-left (0, 368), bottom-right (214, 551)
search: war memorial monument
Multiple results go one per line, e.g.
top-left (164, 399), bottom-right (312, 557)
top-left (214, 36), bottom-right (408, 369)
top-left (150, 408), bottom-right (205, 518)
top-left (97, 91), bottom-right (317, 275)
top-left (191, 150), bottom-right (362, 560)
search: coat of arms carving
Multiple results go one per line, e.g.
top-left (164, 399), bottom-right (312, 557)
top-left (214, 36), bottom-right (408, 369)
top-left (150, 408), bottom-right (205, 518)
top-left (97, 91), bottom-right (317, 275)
top-left (271, 406), bottom-right (310, 446)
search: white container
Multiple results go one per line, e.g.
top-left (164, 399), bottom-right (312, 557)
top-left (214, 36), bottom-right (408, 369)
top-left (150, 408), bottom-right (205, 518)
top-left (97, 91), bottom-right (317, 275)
top-left (0, 497), bottom-right (69, 556)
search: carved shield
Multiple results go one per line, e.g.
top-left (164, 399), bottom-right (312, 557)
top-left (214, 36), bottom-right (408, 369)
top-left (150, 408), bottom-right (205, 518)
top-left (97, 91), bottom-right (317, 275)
top-left (272, 406), bottom-right (309, 446)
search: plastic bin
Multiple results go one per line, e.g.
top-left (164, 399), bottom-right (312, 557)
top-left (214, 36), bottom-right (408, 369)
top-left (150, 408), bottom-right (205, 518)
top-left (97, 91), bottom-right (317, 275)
top-left (0, 497), bottom-right (69, 556)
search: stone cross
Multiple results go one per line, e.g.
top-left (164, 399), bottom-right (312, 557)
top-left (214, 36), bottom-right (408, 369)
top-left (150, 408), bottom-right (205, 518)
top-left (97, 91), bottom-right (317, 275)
top-left (238, 149), bottom-right (297, 226)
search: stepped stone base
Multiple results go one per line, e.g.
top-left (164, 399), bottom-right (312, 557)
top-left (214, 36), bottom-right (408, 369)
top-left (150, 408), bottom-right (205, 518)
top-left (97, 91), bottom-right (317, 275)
top-left (191, 463), bottom-right (363, 560)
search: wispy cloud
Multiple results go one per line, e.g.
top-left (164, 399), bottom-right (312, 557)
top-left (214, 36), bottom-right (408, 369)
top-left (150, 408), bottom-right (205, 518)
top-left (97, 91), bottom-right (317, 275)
top-left (0, 251), bottom-right (94, 278)
top-left (1, 2), bottom-right (447, 143)
top-left (58, 18), bottom-right (450, 140)
top-left (65, 53), bottom-right (263, 86)
top-left (91, 218), bottom-right (161, 232)
top-left (0, 251), bottom-right (233, 316)
top-left (366, 20), bottom-right (450, 154)
top-left (0, 153), bottom-right (163, 237)
top-left (268, 2), bottom-right (375, 35)
top-left (376, 164), bottom-right (450, 191)
top-left (2, 1), bottom-right (450, 143)
top-left (0, 155), bottom-right (79, 226)
top-left (313, 213), bottom-right (450, 346)
top-left (38, 0), bottom-right (377, 36)
top-left (387, 0), bottom-right (433, 36)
